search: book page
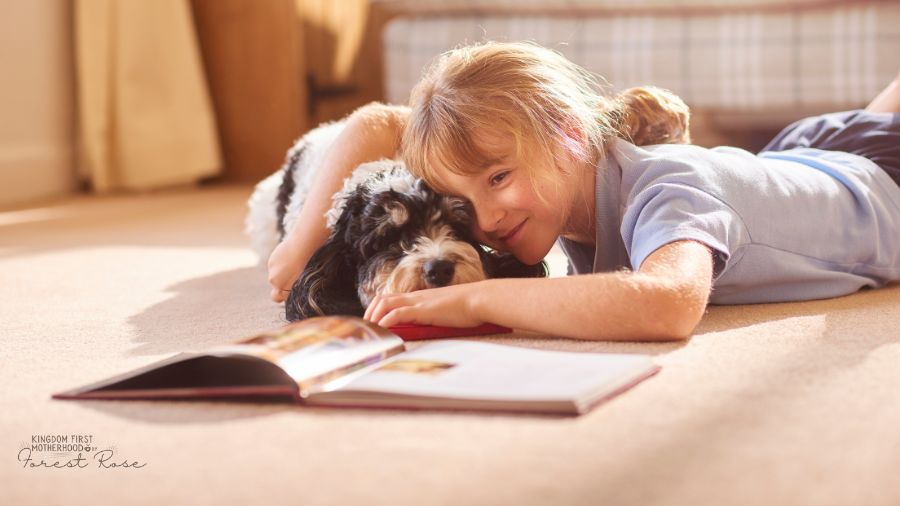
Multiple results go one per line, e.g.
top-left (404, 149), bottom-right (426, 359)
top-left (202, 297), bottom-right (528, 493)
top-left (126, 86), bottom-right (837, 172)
top-left (332, 341), bottom-right (656, 403)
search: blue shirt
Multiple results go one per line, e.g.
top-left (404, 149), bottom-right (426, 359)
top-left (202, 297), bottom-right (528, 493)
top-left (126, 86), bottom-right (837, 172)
top-left (557, 140), bottom-right (900, 304)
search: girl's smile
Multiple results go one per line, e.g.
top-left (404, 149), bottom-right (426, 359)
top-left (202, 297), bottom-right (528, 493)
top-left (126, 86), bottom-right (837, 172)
top-left (498, 218), bottom-right (527, 247)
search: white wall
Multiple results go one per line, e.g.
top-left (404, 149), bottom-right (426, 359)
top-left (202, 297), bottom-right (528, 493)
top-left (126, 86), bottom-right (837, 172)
top-left (0, 0), bottom-right (76, 208)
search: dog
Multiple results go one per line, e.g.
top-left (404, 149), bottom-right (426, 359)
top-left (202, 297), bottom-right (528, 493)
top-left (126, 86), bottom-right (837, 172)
top-left (245, 120), bottom-right (546, 321)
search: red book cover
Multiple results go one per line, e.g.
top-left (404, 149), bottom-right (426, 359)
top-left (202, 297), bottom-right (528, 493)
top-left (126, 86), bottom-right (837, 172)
top-left (388, 323), bottom-right (512, 341)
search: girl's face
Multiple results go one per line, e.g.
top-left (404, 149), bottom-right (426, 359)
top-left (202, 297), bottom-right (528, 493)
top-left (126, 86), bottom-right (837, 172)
top-left (435, 130), bottom-right (594, 265)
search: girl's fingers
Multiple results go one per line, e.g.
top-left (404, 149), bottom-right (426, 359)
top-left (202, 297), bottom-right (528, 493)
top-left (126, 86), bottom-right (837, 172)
top-left (378, 307), bottom-right (415, 329)
top-left (363, 295), bottom-right (380, 321)
top-left (365, 294), bottom-right (395, 323)
top-left (366, 293), bottom-right (416, 325)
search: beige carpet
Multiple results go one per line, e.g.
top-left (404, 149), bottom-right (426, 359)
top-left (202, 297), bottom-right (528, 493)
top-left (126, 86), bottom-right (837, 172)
top-left (2, 183), bottom-right (899, 506)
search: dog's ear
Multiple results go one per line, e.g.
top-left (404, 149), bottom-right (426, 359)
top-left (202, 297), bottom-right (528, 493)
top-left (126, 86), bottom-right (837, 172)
top-left (284, 183), bottom-right (375, 321)
top-left (284, 235), bottom-right (365, 322)
top-left (483, 250), bottom-right (548, 279)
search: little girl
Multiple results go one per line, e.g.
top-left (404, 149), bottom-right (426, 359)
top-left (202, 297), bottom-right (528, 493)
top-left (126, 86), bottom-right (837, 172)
top-left (268, 41), bottom-right (900, 341)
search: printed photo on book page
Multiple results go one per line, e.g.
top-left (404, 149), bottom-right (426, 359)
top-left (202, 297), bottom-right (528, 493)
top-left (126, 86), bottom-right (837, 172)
top-left (205, 316), bottom-right (404, 395)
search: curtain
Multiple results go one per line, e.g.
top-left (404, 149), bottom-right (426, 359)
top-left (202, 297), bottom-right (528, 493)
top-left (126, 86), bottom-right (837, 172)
top-left (74, 0), bottom-right (221, 192)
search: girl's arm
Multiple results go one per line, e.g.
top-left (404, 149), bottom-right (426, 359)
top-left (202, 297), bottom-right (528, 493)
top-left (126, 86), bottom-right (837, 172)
top-left (365, 240), bottom-right (714, 341)
top-left (268, 103), bottom-right (409, 302)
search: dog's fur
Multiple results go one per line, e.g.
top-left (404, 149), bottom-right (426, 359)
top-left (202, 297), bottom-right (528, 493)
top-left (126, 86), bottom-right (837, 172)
top-left (245, 121), bottom-right (546, 321)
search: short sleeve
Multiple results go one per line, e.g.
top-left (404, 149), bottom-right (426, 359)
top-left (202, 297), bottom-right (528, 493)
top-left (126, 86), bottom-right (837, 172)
top-left (621, 182), bottom-right (749, 279)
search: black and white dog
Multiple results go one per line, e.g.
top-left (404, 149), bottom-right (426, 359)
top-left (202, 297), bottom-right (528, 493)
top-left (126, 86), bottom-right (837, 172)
top-left (246, 121), bottom-right (546, 321)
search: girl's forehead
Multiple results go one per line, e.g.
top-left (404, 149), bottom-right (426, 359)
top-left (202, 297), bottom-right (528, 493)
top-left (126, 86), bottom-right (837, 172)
top-left (432, 170), bottom-right (478, 198)
top-left (471, 128), bottom-right (516, 158)
top-left (420, 128), bottom-right (519, 196)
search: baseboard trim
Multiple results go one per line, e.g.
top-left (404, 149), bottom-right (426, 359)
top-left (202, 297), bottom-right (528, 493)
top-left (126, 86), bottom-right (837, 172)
top-left (0, 144), bottom-right (76, 208)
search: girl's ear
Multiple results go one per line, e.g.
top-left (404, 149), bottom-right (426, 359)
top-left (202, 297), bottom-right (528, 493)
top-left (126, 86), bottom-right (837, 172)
top-left (284, 235), bottom-right (364, 321)
top-left (484, 250), bottom-right (548, 279)
top-left (559, 119), bottom-right (589, 161)
top-left (563, 119), bottom-right (585, 145)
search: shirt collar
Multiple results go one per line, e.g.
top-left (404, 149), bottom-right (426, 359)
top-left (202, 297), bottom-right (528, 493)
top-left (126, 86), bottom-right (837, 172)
top-left (556, 154), bottom-right (629, 274)
top-left (592, 154), bottom-right (630, 273)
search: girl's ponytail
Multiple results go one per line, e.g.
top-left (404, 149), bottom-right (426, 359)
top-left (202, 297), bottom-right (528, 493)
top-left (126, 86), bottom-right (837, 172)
top-left (614, 86), bottom-right (691, 146)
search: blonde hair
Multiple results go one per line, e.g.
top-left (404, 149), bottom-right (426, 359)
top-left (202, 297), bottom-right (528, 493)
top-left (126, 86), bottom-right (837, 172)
top-left (401, 41), bottom-right (690, 196)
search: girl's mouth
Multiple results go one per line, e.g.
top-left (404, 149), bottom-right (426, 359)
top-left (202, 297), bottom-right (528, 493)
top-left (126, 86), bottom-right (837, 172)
top-left (500, 219), bottom-right (527, 246)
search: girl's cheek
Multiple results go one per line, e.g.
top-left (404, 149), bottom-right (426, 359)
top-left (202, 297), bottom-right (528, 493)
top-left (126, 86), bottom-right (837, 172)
top-left (472, 225), bottom-right (503, 251)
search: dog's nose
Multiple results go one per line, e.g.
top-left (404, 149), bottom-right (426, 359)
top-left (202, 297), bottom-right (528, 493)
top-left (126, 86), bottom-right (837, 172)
top-left (424, 259), bottom-right (455, 287)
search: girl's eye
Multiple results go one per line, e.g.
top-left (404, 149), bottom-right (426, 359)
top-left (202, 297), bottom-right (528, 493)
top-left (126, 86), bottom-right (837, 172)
top-left (489, 170), bottom-right (510, 187)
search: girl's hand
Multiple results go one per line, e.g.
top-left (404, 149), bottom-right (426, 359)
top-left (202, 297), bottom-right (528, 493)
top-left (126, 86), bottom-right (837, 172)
top-left (364, 283), bottom-right (487, 329)
top-left (267, 240), bottom-right (303, 303)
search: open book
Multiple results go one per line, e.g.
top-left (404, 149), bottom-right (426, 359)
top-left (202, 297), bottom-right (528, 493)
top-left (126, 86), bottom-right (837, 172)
top-left (53, 317), bottom-right (660, 415)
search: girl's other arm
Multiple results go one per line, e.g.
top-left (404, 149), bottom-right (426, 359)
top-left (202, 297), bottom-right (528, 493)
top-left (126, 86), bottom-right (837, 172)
top-left (483, 240), bottom-right (714, 340)
top-left (268, 103), bottom-right (409, 302)
top-left (366, 240), bottom-right (714, 341)
top-left (865, 68), bottom-right (900, 113)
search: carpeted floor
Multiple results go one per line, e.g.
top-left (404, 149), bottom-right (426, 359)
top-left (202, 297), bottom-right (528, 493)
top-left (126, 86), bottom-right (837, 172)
top-left (2, 183), bottom-right (899, 506)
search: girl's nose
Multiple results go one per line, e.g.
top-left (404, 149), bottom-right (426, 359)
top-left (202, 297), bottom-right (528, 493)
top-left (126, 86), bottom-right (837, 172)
top-left (472, 200), bottom-right (504, 235)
